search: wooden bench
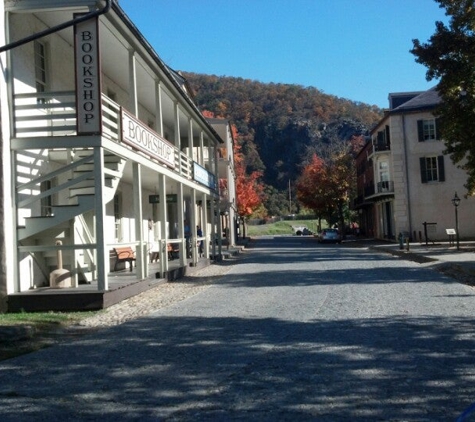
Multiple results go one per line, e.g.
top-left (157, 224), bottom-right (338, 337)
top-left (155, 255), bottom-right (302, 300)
top-left (113, 247), bottom-right (136, 272)
top-left (167, 243), bottom-right (179, 261)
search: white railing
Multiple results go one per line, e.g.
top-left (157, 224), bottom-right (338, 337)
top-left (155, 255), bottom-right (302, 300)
top-left (13, 91), bottom-right (215, 183)
top-left (14, 91), bottom-right (76, 138)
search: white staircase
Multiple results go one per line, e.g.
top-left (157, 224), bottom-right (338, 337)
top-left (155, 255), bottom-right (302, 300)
top-left (16, 148), bottom-right (126, 282)
top-left (17, 149), bottom-right (125, 241)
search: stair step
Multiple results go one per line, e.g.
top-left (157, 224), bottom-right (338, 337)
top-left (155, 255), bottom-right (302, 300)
top-left (18, 195), bottom-right (96, 240)
top-left (74, 150), bottom-right (123, 163)
top-left (69, 178), bottom-right (113, 188)
top-left (74, 162), bottom-right (121, 172)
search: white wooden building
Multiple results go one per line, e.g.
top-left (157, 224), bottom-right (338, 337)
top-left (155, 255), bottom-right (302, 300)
top-left (0, 0), bottom-right (225, 311)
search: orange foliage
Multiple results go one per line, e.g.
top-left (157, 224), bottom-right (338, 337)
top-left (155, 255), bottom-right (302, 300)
top-left (234, 130), bottom-right (264, 218)
top-left (203, 110), bottom-right (264, 218)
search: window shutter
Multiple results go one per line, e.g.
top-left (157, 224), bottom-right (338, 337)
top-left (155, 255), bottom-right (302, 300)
top-left (438, 155), bottom-right (445, 181)
top-left (417, 120), bottom-right (424, 142)
top-left (385, 125), bottom-right (390, 146)
top-left (435, 118), bottom-right (441, 140)
top-left (420, 157), bottom-right (427, 183)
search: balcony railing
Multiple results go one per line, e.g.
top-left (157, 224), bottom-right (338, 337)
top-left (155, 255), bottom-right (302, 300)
top-left (376, 180), bottom-right (394, 193)
top-left (374, 142), bottom-right (390, 152)
top-left (368, 141), bottom-right (391, 156)
top-left (360, 180), bottom-right (394, 201)
top-left (12, 91), bottom-right (215, 184)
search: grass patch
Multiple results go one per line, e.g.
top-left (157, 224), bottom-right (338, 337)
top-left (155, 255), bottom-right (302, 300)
top-left (0, 311), bottom-right (96, 326)
top-left (0, 311), bottom-right (99, 361)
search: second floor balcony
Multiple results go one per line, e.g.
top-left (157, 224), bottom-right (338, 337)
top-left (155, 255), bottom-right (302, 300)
top-left (12, 91), bottom-right (217, 188)
top-left (361, 180), bottom-right (395, 202)
top-left (368, 141), bottom-right (391, 158)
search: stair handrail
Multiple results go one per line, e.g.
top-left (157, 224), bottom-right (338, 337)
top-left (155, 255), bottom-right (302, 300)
top-left (17, 154), bottom-right (93, 192)
top-left (18, 170), bottom-right (94, 209)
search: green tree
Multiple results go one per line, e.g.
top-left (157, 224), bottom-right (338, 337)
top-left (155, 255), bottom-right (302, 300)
top-left (410, 0), bottom-right (475, 194)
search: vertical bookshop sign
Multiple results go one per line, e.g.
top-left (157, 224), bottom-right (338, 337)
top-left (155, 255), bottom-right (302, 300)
top-left (74, 15), bottom-right (102, 135)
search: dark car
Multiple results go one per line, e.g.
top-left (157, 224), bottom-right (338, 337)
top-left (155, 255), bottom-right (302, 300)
top-left (316, 228), bottom-right (341, 244)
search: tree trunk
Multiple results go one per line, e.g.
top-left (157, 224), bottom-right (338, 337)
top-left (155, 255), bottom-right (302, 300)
top-left (240, 217), bottom-right (247, 238)
top-left (338, 201), bottom-right (345, 239)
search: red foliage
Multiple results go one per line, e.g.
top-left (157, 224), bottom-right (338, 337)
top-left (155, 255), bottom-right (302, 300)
top-left (234, 130), bottom-right (264, 218)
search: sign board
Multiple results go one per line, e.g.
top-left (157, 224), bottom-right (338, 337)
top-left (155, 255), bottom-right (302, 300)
top-left (74, 14), bottom-right (102, 135)
top-left (446, 229), bottom-right (456, 235)
top-left (122, 110), bottom-right (175, 168)
top-left (149, 194), bottom-right (177, 204)
top-left (193, 162), bottom-right (216, 190)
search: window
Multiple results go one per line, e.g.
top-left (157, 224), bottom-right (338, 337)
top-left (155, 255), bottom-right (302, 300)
top-left (34, 41), bottom-right (47, 100)
top-left (374, 125), bottom-right (390, 151)
top-left (417, 119), bottom-right (439, 141)
top-left (379, 161), bottom-right (389, 189)
top-left (420, 156), bottom-right (445, 183)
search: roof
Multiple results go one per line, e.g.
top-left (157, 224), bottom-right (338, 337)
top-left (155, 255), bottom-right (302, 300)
top-left (388, 91), bottom-right (424, 109)
top-left (390, 86), bottom-right (441, 113)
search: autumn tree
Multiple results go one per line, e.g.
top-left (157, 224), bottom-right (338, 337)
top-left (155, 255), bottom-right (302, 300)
top-left (234, 131), bottom-right (265, 237)
top-left (203, 111), bottom-right (264, 237)
top-left (411, 0), bottom-right (475, 194)
top-left (297, 137), bottom-right (359, 233)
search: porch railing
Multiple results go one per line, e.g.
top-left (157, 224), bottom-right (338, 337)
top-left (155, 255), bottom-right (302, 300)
top-left (13, 91), bottom-right (215, 182)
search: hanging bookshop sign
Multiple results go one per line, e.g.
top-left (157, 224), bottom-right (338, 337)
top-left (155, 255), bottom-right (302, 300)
top-left (121, 109), bottom-right (175, 168)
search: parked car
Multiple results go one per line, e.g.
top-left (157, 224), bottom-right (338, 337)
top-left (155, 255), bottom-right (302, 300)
top-left (316, 228), bottom-right (341, 244)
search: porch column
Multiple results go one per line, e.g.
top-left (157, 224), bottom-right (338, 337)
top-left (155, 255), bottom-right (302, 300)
top-left (133, 163), bottom-right (145, 279)
top-left (177, 183), bottom-right (185, 267)
top-left (158, 173), bottom-right (168, 277)
top-left (174, 102), bottom-right (181, 148)
top-left (214, 145), bottom-right (223, 257)
top-left (128, 49), bottom-right (138, 116)
top-left (210, 196), bottom-right (216, 259)
top-left (228, 160), bottom-right (236, 247)
top-left (93, 147), bottom-right (108, 290)
top-left (202, 192), bottom-right (209, 259)
top-left (190, 188), bottom-right (197, 266)
top-left (188, 117), bottom-right (193, 161)
top-left (199, 132), bottom-right (205, 166)
top-left (174, 102), bottom-right (182, 174)
top-left (155, 80), bottom-right (163, 137)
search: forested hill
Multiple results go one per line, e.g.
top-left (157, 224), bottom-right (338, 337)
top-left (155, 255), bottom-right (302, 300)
top-left (183, 72), bottom-right (383, 192)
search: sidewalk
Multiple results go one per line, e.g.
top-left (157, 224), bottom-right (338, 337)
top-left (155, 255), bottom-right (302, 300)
top-left (220, 237), bottom-right (251, 260)
top-left (349, 238), bottom-right (475, 285)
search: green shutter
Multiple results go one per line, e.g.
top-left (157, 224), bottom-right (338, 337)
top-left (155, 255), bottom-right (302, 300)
top-left (438, 155), bottom-right (445, 181)
top-left (420, 157), bottom-right (427, 183)
top-left (435, 118), bottom-right (441, 140)
top-left (417, 120), bottom-right (424, 142)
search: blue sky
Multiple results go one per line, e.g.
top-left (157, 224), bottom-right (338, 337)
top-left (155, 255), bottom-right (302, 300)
top-left (118, 0), bottom-right (448, 108)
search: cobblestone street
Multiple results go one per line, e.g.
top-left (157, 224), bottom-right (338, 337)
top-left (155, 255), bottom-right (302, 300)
top-left (2, 236), bottom-right (475, 421)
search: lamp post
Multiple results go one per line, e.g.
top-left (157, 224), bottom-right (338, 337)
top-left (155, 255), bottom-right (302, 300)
top-left (452, 192), bottom-right (460, 250)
